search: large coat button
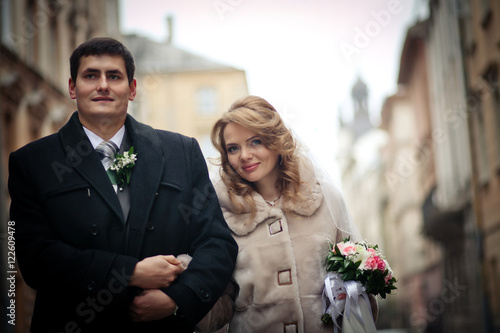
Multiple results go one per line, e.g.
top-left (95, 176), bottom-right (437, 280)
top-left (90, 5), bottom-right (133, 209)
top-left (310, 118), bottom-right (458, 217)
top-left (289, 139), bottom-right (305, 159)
top-left (278, 269), bottom-right (292, 285)
top-left (200, 288), bottom-right (210, 299)
top-left (90, 224), bottom-right (99, 236)
top-left (87, 280), bottom-right (96, 291)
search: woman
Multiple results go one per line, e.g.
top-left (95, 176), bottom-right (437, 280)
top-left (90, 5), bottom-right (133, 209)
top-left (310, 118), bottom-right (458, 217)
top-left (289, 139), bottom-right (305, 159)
top-left (210, 96), bottom-right (373, 332)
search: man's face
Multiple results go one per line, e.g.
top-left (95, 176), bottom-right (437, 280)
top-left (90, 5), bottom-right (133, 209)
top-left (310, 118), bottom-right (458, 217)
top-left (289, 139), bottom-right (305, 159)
top-left (69, 54), bottom-right (136, 127)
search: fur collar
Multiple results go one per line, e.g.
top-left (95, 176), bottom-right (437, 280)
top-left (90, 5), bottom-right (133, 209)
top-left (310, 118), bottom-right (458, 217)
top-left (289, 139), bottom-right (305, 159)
top-left (215, 161), bottom-right (323, 236)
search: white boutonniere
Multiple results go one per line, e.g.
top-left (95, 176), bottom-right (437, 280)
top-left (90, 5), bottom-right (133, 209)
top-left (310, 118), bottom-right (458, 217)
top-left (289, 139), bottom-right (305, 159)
top-left (110, 147), bottom-right (137, 187)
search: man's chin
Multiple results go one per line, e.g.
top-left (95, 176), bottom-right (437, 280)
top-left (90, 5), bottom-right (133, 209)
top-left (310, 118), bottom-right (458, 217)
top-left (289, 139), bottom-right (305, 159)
top-left (78, 109), bottom-right (127, 125)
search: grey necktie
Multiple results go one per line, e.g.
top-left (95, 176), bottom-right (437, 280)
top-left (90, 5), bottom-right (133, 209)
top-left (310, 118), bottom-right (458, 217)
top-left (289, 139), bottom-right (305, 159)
top-left (95, 140), bottom-right (118, 170)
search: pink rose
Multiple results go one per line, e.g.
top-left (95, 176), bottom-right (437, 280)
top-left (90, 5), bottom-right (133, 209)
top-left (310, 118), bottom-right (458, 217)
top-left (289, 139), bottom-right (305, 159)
top-left (364, 255), bottom-right (386, 271)
top-left (337, 242), bottom-right (356, 256)
top-left (377, 257), bottom-right (387, 271)
top-left (364, 257), bottom-right (377, 270)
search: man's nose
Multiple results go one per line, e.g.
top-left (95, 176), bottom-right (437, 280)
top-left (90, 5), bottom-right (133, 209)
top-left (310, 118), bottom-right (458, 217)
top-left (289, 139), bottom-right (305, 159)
top-left (97, 77), bottom-right (110, 92)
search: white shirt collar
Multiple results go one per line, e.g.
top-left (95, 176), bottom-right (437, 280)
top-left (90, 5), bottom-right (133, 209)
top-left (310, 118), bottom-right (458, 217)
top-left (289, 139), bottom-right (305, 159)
top-left (83, 125), bottom-right (126, 150)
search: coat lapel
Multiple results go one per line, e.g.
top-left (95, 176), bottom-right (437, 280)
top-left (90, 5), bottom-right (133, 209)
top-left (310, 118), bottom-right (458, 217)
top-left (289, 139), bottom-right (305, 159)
top-left (58, 112), bottom-right (124, 222)
top-left (124, 115), bottom-right (165, 257)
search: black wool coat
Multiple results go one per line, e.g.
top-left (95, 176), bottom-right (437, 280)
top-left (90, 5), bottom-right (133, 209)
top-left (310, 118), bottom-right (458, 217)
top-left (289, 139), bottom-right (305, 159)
top-left (8, 112), bottom-right (238, 332)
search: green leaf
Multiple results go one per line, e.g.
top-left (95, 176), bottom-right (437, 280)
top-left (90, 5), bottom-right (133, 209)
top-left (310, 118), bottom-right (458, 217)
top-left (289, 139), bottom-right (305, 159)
top-left (321, 313), bottom-right (333, 324)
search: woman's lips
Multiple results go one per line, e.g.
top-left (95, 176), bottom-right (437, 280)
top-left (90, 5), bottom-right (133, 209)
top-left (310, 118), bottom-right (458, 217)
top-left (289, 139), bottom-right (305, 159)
top-left (242, 163), bottom-right (259, 172)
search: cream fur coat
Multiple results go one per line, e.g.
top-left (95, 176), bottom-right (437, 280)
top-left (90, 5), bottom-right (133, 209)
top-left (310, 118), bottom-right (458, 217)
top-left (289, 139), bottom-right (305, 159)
top-left (214, 164), bottom-right (346, 333)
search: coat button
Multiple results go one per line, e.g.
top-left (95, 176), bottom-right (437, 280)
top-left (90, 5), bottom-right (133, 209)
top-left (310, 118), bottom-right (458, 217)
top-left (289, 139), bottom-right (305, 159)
top-left (146, 221), bottom-right (154, 231)
top-left (90, 224), bottom-right (99, 236)
top-left (87, 280), bottom-right (96, 291)
top-left (200, 288), bottom-right (210, 299)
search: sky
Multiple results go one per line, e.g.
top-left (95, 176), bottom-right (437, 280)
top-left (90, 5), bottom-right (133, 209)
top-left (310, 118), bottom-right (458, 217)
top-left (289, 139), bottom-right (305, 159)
top-left (119, 0), bottom-right (424, 179)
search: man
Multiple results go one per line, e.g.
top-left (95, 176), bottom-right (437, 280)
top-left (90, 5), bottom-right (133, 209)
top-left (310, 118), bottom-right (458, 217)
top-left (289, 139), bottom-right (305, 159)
top-left (8, 37), bottom-right (237, 332)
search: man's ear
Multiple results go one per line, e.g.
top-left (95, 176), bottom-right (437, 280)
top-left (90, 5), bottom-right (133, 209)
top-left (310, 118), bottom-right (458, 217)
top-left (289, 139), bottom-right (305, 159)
top-left (68, 78), bottom-right (77, 99)
top-left (129, 78), bottom-right (137, 101)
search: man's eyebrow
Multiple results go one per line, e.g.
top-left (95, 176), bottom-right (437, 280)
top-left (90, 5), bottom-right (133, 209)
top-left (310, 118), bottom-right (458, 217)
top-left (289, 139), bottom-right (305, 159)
top-left (106, 69), bottom-right (122, 74)
top-left (82, 68), bottom-right (123, 74)
top-left (82, 68), bottom-right (100, 73)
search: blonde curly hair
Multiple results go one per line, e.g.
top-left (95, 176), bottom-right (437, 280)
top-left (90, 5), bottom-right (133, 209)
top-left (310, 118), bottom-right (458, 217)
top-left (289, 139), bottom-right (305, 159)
top-left (211, 96), bottom-right (303, 215)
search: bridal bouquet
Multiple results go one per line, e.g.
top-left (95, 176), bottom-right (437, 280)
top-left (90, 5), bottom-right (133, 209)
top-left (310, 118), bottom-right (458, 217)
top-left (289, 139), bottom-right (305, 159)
top-left (321, 238), bottom-right (397, 333)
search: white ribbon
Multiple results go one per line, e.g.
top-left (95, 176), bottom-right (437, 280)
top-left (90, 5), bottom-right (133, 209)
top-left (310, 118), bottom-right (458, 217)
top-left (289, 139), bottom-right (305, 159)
top-left (321, 272), bottom-right (376, 333)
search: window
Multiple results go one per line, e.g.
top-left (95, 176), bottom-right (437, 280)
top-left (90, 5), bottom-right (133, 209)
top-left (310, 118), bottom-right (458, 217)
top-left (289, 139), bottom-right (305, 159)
top-left (196, 87), bottom-right (217, 116)
top-left (492, 79), bottom-right (500, 169)
top-left (1, 0), bottom-right (11, 45)
top-left (25, 0), bottom-right (35, 64)
top-left (474, 100), bottom-right (490, 185)
top-left (483, 65), bottom-right (500, 170)
top-left (480, 0), bottom-right (492, 28)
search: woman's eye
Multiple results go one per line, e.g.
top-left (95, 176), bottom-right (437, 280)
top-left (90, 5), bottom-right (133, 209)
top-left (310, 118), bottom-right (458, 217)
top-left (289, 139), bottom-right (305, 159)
top-left (227, 146), bottom-right (238, 153)
top-left (251, 139), bottom-right (262, 146)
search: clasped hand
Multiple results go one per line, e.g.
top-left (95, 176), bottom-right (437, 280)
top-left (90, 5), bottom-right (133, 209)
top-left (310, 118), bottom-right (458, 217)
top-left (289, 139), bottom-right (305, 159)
top-left (128, 255), bottom-right (185, 322)
top-left (129, 255), bottom-right (183, 289)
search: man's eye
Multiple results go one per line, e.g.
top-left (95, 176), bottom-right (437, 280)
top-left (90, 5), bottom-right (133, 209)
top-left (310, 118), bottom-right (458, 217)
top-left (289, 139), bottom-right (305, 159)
top-left (109, 75), bottom-right (120, 80)
top-left (85, 74), bottom-right (96, 79)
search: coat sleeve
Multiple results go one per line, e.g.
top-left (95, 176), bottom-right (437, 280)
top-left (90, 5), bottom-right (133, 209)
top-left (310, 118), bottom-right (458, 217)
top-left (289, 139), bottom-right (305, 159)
top-left (8, 147), bottom-right (138, 302)
top-left (162, 137), bottom-right (238, 325)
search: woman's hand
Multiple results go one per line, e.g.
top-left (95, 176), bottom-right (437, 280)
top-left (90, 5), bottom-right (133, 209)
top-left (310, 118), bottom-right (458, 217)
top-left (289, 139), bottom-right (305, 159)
top-left (129, 255), bottom-right (184, 289)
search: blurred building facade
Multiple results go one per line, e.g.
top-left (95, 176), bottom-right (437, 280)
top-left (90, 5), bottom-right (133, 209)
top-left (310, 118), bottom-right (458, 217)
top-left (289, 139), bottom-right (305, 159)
top-left (461, 0), bottom-right (500, 331)
top-left (340, 0), bottom-right (500, 332)
top-left (124, 23), bottom-right (248, 157)
top-left (379, 89), bottom-right (444, 331)
top-left (421, 0), bottom-right (484, 331)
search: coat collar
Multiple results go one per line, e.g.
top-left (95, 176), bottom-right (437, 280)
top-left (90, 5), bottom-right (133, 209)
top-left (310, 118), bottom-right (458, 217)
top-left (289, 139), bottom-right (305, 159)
top-left (58, 112), bottom-right (166, 233)
top-left (58, 112), bottom-right (125, 221)
top-left (215, 160), bottom-right (323, 236)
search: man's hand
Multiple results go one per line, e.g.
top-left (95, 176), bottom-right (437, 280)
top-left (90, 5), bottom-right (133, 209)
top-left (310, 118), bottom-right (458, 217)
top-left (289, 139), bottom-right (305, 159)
top-left (129, 255), bottom-right (184, 289)
top-left (129, 289), bottom-right (177, 322)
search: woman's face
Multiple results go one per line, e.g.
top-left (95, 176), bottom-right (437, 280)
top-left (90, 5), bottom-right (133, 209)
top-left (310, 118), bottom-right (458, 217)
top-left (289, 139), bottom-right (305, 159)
top-left (223, 123), bottom-right (280, 188)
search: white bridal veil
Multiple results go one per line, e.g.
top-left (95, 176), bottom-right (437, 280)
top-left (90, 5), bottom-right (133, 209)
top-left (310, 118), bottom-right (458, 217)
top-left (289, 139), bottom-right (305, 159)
top-left (291, 130), bottom-right (362, 242)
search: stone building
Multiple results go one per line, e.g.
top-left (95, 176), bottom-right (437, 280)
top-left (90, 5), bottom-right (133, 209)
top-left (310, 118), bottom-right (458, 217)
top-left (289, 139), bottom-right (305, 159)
top-left (378, 20), bottom-right (443, 332)
top-left (461, 0), bottom-right (500, 331)
top-left (423, 0), bottom-right (486, 331)
top-left (339, 1), bottom-right (498, 331)
top-left (124, 22), bottom-right (248, 158)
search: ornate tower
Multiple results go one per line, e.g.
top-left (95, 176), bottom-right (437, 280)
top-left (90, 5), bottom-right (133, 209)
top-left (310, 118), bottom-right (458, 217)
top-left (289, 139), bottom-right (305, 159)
top-left (350, 77), bottom-right (372, 139)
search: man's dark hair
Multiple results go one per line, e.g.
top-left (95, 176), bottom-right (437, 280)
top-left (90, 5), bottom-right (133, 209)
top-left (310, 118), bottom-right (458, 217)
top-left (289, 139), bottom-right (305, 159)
top-left (70, 37), bottom-right (135, 84)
